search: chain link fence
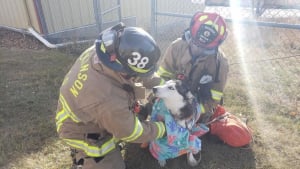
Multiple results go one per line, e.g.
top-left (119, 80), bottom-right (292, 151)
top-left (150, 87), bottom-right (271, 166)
top-left (152, 0), bottom-right (300, 116)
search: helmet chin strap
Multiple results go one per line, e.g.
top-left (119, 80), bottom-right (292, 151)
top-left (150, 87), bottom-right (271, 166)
top-left (201, 48), bottom-right (217, 56)
top-left (119, 73), bottom-right (137, 80)
top-left (189, 44), bottom-right (217, 60)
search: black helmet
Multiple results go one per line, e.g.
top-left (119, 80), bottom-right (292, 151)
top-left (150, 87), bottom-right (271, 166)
top-left (95, 23), bottom-right (161, 77)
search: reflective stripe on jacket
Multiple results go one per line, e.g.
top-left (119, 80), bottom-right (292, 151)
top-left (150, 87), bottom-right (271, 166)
top-left (55, 46), bottom-right (165, 157)
top-left (157, 38), bottom-right (229, 114)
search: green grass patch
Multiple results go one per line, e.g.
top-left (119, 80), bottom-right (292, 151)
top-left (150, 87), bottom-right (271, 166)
top-left (0, 43), bottom-right (299, 169)
top-left (0, 47), bottom-right (76, 167)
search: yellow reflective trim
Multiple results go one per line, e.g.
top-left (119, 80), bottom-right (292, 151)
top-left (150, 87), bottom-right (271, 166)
top-left (159, 78), bottom-right (165, 85)
top-left (128, 64), bottom-right (150, 73)
top-left (205, 20), bottom-right (213, 26)
top-left (114, 138), bottom-right (120, 143)
top-left (56, 123), bottom-right (63, 132)
top-left (157, 67), bottom-right (174, 79)
top-left (199, 15), bottom-right (208, 21)
top-left (155, 122), bottom-right (162, 139)
top-left (63, 138), bottom-right (116, 157)
top-left (100, 42), bottom-right (106, 53)
top-left (115, 59), bottom-right (150, 74)
top-left (55, 94), bottom-right (81, 132)
top-left (220, 26), bottom-right (225, 35)
top-left (205, 20), bottom-right (219, 32)
top-left (55, 109), bottom-right (66, 121)
top-left (59, 94), bottom-right (80, 122)
top-left (121, 117), bottom-right (144, 142)
top-left (214, 24), bottom-right (218, 32)
top-left (155, 122), bottom-right (166, 138)
top-left (211, 89), bottom-right (223, 101)
top-left (200, 103), bottom-right (205, 113)
top-left (55, 109), bottom-right (69, 132)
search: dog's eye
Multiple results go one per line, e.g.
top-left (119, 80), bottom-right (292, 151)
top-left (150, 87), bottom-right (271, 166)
top-left (168, 86), bottom-right (175, 90)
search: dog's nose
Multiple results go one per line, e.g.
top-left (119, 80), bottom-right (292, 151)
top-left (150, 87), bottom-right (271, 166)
top-left (152, 87), bottom-right (157, 93)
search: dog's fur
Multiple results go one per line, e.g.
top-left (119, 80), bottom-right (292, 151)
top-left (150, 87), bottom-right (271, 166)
top-left (152, 80), bottom-right (201, 167)
top-left (153, 80), bottom-right (195, 129)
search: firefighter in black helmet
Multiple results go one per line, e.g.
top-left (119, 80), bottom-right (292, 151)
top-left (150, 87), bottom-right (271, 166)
top-left (55, 22), bottom-right (165, 169)
top-left (95, 23), bottom-right (161, 77)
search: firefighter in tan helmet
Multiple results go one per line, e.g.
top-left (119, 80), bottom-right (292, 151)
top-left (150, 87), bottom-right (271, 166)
top-left (55, 23), bottom-right (165, 169)
top-left (157, 12), bottom-right (229, 123)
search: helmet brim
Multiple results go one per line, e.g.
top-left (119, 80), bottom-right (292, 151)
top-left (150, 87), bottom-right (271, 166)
top-left (95, 40), bottom-right (127, 73)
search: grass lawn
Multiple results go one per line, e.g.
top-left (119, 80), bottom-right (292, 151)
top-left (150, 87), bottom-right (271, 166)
top-left (0, 25), bottom-right (300, 169)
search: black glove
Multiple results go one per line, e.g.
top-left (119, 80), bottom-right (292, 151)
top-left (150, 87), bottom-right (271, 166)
top-left (197, 75), bottom-right (212, 103)
top-left (136, 102), bottom-right (153, 121)
top-left (197, 82), bottom-right (212, 102)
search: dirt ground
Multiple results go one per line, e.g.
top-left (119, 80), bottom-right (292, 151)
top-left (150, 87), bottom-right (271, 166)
top-left (0, 28), bottom-right (47, 50)
top-left (0, 29), bottom-right (300, 169)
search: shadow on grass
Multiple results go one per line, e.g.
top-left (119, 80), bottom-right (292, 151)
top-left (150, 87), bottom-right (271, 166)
top-left (124, 134), bottom-right (256, 169)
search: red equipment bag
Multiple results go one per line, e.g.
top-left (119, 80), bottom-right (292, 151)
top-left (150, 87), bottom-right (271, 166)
top-left (209, 105), bottom-right (252, 147)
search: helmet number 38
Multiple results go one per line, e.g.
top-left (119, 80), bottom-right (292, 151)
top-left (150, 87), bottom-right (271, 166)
top-left (127, 52), bottom-right (149, 69)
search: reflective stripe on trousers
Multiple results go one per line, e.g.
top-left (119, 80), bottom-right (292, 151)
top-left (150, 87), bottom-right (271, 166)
top-left (64, 137), bottom-right (117, 157)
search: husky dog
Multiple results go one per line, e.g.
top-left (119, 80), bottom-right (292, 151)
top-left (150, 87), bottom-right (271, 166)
top-left (152, 80), bottom-right (196, 129)
top-left (150, 80), bottom-right (206, 167)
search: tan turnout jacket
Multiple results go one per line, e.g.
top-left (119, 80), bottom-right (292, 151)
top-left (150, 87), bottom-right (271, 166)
top-left (55, 46), bottom-right (165, 157)
top-left (157, 38), bottom-right (229, 120)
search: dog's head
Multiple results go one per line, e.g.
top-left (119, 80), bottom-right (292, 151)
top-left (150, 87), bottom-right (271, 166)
top-left (153, 80), bottom-right (195, 122)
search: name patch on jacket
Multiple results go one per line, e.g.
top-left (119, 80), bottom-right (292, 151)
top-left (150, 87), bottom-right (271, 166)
top-left (69, 50), bottom-right (90, 97)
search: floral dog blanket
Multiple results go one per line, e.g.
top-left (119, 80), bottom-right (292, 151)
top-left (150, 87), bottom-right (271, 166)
top-left (149, 98), bottom-right (208, 162)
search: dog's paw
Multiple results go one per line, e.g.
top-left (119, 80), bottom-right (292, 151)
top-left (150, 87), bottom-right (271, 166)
top-left (187, 152), bottom-right (201, 167)
top-left (158, 160), bottom-right (166, 167)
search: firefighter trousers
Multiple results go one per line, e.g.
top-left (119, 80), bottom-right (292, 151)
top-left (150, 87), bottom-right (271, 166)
top-left (73, 148), bottom-right (125, 169)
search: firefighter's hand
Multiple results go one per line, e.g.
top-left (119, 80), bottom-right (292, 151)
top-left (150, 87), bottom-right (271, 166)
top-left (198, 83), bottom-right (212, 102)
top-left (197, 74), bottom-right (213, 102)
top-left (136, 103), bottom-right (153, 121)
top-left (133, 99), bottom-right (156, 121)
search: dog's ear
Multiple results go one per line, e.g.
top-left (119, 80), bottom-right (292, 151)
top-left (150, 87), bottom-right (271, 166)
top-left (176, 80), bottom-right (190, 95)
top-left (179, 102), bottom-right (194, 120)
top-left (175, 79), bottom-right (182, 86)
top-left (186, 91), bottom-right (194, 103)
top-left (181, 79), bottom-right (191, 91)
top-left (175, 79), bottom-right (189, 86)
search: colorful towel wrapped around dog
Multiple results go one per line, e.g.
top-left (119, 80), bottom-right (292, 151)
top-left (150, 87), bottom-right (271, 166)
top-left (149, 98), bottom-right (206, 162)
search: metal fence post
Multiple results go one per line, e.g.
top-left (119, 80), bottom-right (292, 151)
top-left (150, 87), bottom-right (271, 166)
top-left (151, 0), bottom-right (157, 38)
top-left (93, 0), bottom-right (102, 33)
top-left (117, 0), bottom-right (121, 22)
top-left (33, 0), bottom-right (48, 35)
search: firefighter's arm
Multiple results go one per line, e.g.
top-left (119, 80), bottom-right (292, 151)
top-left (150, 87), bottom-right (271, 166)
top-left (138, 72), bottom-right (165, 89)
top-left (210, 52), bottom-right (229, 105)
top-left (99, 97), bottom-right (165, 143)
top-left (156, 42), bottom-right (177, 80)
top-left (199, 54), bottom-right (229, 122)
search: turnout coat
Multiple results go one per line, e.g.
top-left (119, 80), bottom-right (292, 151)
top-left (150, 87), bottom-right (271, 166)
top-left (157, 38), bottom-right (229, 121)
top-left (55, 46), bottom-right (165, 157)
